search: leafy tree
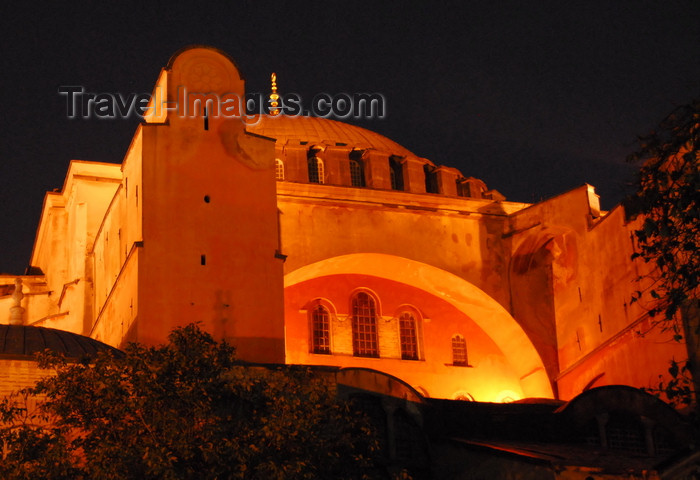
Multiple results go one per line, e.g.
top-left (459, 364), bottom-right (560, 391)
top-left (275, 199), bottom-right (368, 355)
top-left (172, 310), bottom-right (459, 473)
top-left (644, 359), bottom-right (695, 410)
top-left (0, 324), bottom-right (386, 479)
top-left (0, 391), bottom-right (79, 480)
top-left (626, 99), bottom-right (699, 411)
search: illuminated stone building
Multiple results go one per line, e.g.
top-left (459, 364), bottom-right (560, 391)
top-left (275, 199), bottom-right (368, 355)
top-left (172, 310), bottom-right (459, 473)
top-left (0, 46), bottom-right (688, 406)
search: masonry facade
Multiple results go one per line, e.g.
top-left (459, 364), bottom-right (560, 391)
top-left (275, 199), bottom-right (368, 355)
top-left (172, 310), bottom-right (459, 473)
top-left (0, 46), bottom-right (687, 403)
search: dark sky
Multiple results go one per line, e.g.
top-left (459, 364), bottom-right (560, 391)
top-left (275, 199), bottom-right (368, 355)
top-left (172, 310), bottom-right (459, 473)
top-left (1, 1), bottom-right (698, 274)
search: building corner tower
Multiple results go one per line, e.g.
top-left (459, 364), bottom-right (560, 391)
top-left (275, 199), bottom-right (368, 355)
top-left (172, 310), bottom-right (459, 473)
top-left (128, 46), bottom-right (284, 362)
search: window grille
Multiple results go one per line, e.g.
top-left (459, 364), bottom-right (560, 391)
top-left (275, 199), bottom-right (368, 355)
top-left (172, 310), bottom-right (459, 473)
top-left (311, 304), bottom-right (331, 354)
top-left (399, 312), bottom-right (419, 360)
top-left (308, 156), bottom-right (324, 184)
top-left (352, 292), bottom-right (379, 357)
top-left (275, 158), bottom-right (285, 180)
top-left (350, 159), bottom-right (365, 187)
top-left (452, 334), bottom-right (468, 366)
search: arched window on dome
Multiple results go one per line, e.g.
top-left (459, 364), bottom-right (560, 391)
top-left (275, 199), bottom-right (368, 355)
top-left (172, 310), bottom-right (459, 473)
top-left (310, 304), bottom-right (331, 354)
top-left (456, 178), bottom-right (469, 197)
top-left (424, 164), bottom-right (439, 194)
top-left (451, 334), bottom-right (468, 366)
top-left (349, 150), bottom-right (366, 187)
top-left (308, 156), bottom-right (324, 184)
top-left (351, 291), bottom-right (379, 358)
top-left (389, 157), bottom-right (404, 191)
top-left (275, 158), bottom-right (285, 181)
top-left (398, 312), bottom-right (419, 360)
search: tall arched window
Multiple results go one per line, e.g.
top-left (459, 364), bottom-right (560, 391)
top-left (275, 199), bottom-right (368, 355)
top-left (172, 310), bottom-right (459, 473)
top-left (350, 158), bottom-right (365, 187)
top-left (399, 312), bottom-right (419, 360)
top-left (349, 150), bottom-right (366, 187)
top-left (275, 158), bottom-right (285, 181)
top-left (311, 304), bottom-right (331, 354)
top-left (308, 156), bottom-right (324, 184)
top-left (352, 291), bottom-right (379, 357)
top-left (452, 334), bottom-right (468, 366)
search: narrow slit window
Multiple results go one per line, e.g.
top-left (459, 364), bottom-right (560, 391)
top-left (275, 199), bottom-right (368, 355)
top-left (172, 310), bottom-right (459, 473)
top-left (201, 254), bottom-right (206, 266)
top-left (390, 157), bottom-right (404, 191)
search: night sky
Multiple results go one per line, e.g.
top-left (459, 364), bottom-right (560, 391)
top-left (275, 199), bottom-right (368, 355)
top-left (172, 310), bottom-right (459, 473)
top-left (1, 2), bottom-right (698, 275)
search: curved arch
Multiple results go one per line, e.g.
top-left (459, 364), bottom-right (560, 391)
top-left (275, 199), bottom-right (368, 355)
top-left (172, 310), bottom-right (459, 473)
top-left (285, 253), bottom-right (553, 398)
top-left (393, 303), bottom-right (423, 320)
top-left (556, 385), bottom-right (694, 446)
top-left (301, 296), bottom-right (338, 316)
top-left (336, 367), bottom-right (427, 405)
top-left (453, 391), bottom-right (475, 401)
top-left (349, 287), bottom-right (382, 316)
top-left (557, 385), bottom-right (687, 424)
top-left (166, 44), bottom-right (243, 75)
top-left (167, 45), bottom-right (244, 91)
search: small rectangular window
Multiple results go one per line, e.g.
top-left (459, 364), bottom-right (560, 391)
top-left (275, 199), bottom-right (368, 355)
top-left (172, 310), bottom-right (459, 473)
top-left (452, 335), bottom-right (468, 366)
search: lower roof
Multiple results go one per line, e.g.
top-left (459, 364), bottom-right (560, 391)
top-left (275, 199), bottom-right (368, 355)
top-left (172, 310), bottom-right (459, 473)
top-left (0, 325), bottom-right (122, 360)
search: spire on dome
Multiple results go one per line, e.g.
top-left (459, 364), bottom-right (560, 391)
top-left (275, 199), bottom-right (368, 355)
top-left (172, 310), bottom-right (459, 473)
top-left (269, 73), bottom-right (280, 116)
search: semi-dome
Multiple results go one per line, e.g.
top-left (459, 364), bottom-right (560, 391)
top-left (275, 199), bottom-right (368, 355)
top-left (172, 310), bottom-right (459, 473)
top-left (246, 114), bottom-right (417, 158)
top-left (0, 325), bottom-right (122, 359)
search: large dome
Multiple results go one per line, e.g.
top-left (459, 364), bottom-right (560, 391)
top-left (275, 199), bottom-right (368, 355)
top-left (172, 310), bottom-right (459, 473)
top-left (0, 325), bottom-right (122, 359)
top-left (246, 115), bottom-right (417, 158)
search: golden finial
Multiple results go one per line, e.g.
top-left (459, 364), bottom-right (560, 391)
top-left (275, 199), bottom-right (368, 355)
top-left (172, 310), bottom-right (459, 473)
top-left (269, 72), bottom-right (280, 116)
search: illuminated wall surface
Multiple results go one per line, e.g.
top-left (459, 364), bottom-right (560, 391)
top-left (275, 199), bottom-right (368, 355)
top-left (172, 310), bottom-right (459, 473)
top-left (0, 46), bottom-right (687, 402)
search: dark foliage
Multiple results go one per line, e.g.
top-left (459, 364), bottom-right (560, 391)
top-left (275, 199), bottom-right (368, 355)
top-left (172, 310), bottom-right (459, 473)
top-left (626, 99), bottom-right (699, 411)
top-left (626, 99), bottom-right (699, 324)
top-left (0, 324), bottom-right (387, 479)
